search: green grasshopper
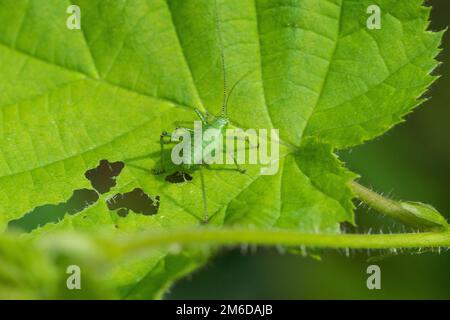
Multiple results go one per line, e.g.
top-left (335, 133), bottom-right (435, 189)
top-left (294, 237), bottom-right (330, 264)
top-left (155, 107), bottom-right (247, 223)
top-left (154, 80), bottom-right (252, 223)
top-left (154, 2), bottom-right (254, 224)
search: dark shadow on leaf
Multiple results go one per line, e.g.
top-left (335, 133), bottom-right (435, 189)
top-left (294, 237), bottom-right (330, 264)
top-left (107, 188), bottom-right (160, 217)
top-left (165, 171), bottom-right (193, 183)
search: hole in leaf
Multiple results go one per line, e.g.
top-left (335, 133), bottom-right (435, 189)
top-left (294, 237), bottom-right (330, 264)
top-left (165, 171), bottom-right (193, 184)
top-left (66, 189), bottom-right (100, 214)
top-left (106, 188), bottom-right (160, 217)
top-left (7, 204), bottom-right (65, 233)
top-left (117, 208), bottom-right (129, 217)
top-left (85, 159), bottom-right (124, 194)
top-left (7, 189), bottom-right (99, 233)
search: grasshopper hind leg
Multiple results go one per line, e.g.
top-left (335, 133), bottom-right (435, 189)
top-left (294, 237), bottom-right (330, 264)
top-left (199, 164), bottom-right (209, 224)
top-left (153, 131), bottom-right (172, 175)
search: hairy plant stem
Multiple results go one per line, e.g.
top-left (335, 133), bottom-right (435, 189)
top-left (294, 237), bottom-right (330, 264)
top-left (118, 228), bottom-right (450, 253)
top-left (351, 181), bottom-right (407, 220)
top-left (350, 181), bottom-right (448, 230)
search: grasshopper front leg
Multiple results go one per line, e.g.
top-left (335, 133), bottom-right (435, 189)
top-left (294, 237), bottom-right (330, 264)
top-left (224, 135), bottom-right (259, 174)
top-left (232, 155), bottom-right (247, 174)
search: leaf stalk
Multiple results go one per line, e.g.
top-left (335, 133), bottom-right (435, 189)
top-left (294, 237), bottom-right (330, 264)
top-left (116, 228), bottom-right (450, 253)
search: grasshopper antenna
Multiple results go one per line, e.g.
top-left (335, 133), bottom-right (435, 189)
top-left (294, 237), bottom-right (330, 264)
top-left (214, 0), bottom-right (227, 118)
top-left (215, 1), bottom-right (256, 118)
top-left (224, 69), bottom-right (256, 113)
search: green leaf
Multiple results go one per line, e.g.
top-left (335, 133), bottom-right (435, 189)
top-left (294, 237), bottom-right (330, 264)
top-left (0, 0), bottom-right (442, 298)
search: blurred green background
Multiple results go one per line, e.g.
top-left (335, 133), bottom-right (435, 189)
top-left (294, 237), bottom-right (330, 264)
top-left (168, 0), bottom-right (450, 299)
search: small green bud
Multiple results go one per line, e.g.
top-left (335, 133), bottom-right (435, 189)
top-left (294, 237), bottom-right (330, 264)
top-left (398, 201), bottom-right (448, 231)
